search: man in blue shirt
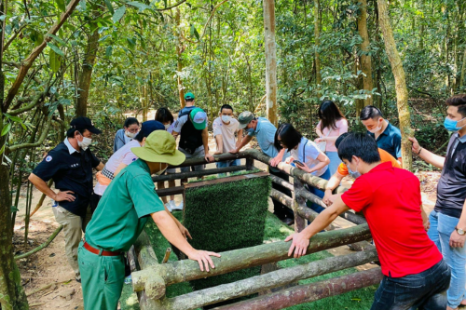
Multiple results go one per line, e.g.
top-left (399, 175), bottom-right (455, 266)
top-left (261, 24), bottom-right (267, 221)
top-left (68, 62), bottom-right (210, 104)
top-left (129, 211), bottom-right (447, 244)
top-left (231, 111), bottom-right (294, 224)
top-left (29, 117), bottom-right (104, 282)
top-left (360, 106), bottom-right (402, 164)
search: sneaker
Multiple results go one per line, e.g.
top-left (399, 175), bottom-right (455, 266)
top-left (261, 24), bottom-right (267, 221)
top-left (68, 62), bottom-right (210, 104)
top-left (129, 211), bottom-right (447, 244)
top-left (169, 200), bottom-right (177, 211)
top-left (75, 274), bottom-right (81, 283)
top-left (165, 202), bottom-right (173, 212)
top-left (171, 201), bottom-right (183, 211)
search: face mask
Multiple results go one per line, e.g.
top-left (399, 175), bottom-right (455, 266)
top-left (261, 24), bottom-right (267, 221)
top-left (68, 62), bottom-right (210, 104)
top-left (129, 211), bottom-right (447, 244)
top-left (125, 131), bottom-right (137, 139)
top-left (444, 117), bottom-right (466, 132)
top-left (77, 133), bottom-right (92, 151)
top-left (368, 122), bottom-right (382, 134)
top-left (164, 124), bottom-right (170, 130)
top-left (221, 115), bottom-right (231, 123)
top-left (348, 167), bottom-right (361, 179)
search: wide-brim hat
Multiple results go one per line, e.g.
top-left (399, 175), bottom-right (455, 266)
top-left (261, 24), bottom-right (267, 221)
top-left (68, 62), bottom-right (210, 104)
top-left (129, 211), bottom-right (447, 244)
top-left (131, 131), bottom-right (186, 166)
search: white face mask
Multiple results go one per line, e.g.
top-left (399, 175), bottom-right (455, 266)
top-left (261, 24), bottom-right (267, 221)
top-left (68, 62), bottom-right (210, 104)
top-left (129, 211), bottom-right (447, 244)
top-left (77, 134), bottom-right (92, 151)
top-left (221, 115), bottom-right (231, 123)
top-left (368, 121), bottom-right (383, 134)
top-left (164, 124), bottom-right (170, 130)
top-left (125, 131), bottom-right (137, 139)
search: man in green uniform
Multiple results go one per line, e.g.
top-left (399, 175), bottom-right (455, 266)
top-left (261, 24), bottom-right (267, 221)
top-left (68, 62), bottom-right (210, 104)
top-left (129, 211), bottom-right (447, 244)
top-left (78, 130), bottom-right (220, 310)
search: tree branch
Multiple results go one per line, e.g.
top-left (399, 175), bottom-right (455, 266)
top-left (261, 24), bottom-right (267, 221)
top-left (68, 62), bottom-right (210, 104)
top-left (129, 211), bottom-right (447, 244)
top-left (156, 0), bottom-right (187, 11)
top-left (3, 23), bottom-right (28, 52)
top-left (1, 0), bottom-right (81, 113)
top-left (6, 113), bottom-right (53, 152)
top-left (14, 225), bottom-right (63, 260)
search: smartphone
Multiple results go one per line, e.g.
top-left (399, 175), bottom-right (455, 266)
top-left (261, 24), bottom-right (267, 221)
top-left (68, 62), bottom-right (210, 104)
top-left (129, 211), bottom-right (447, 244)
top-left (293, 160), bottom-right (304, 166)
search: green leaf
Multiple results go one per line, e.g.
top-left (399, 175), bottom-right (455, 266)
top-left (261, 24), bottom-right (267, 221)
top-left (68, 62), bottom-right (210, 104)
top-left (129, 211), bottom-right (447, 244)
top-left (4, 114), bottom-right (22, 123)
top-left (127, 37), bottom-right (136, 49)
top-left (47, 33), bottom-right (67, 46)
top-left (0, 144), bottom-right (5, 156)
top-left (98, 34), bottom-right (110, 42)
top-left (1, 123), bottom-right (11, 136)
top-left (47, 43), bottom-right (65, 56)
top-left (11, 205), bottom-right (19, 213)
top-left (49, 49), bottom-right (62, 73)
top-left (113, 6), bottom-right (126, 24)
top-left (79, 0), bottom-right (87, 12)
top-left (190, 24), bottom-right (200, 40)
top-left (105, 45), bottom-right (113, 57)
top-left (56, 0), bottom-right (66, 12)
top-left (127, 1), bottom-right (151, 12)
top-left (104, 0), bottom-right (114, 14)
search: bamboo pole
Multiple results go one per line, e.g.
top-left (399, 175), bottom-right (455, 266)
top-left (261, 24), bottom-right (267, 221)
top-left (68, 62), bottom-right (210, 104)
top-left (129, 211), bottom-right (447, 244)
top-left (292, 177), bottom-right (306, 232)
top-left (214, 267), bottom-right (383, 310)
top-left (131, 224), bottom-right (372, 293)
top-left (14, 225), bottom-right (63, 260)
top-left (157, 249), bottom-right (378, 310)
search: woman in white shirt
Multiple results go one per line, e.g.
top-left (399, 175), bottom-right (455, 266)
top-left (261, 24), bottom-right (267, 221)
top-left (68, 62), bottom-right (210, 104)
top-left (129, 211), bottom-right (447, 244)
top-left (113, 117), bottom-right (140, 153)
top-left (276, 123), bottom-right (330, 213)
top-left (315, 100), bottom-right (348, 175)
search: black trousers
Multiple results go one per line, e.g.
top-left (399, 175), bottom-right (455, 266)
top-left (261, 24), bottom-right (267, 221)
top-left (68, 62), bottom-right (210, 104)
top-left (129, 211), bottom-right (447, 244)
top-left (269, 169), bottom-right (294, 220)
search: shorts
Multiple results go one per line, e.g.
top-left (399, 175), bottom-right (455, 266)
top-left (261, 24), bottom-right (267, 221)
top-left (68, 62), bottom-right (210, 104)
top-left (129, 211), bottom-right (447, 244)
top-left (179, 146), bottom-right (205, 173)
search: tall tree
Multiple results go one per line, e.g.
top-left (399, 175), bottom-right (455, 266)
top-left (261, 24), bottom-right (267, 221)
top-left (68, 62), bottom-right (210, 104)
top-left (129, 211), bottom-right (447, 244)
top-left (377, 0), bottom-right (413, 170)
top-left (356, 0), bottom-right (373, 115)
top-left (263, 0), bottom-right (278, 126)
top-left (314, 0), bottom-right (321, 88)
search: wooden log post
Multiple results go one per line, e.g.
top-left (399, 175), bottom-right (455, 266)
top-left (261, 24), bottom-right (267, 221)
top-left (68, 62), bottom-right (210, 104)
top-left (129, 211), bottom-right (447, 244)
top-left (132, 231), bottom-right (165, 309)
top-left (131, 224), bottom-right (372, 293)
top-left (156, 249), bottom-right (378, 310)
top-left (214, 267), bottom-right (383, 310)
top-left (246, 157), bottom-right (254, 171)
top-left (292, 177), bottom-right (306, 232)
top-left (152, 165), bottom-right (246, 182)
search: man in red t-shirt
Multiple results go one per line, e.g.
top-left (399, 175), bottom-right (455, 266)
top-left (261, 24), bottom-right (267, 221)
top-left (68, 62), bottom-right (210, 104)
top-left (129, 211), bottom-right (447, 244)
top-left (286, 133), bottom-right (450, 309)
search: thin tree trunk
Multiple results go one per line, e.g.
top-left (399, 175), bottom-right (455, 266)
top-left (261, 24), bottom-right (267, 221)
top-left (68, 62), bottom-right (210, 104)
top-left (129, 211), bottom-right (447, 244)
top-left (357, 0), bottom-right (373, 112)
top-left (460, 48), bottom-right (466, 89)
top-left (377, 0), bottom-right (413, 170)
top-left (263, 0), bottom-right (278, 126)
top-left (314, 0), bottom-right (321, 88)
top-left (175, 8), bottom-right (185, 108)
top-left (76, 9), bottom-right (100, 117)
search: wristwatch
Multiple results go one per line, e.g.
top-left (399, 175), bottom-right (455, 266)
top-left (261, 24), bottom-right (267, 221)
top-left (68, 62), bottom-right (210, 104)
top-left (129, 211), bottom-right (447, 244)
top-left (456, 227), bottom-right (466, 235)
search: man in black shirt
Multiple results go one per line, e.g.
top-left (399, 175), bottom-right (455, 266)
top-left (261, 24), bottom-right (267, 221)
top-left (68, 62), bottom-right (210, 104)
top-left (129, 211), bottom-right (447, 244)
top-left (29, 117), bottom-right (104, 282)
top-left (409, 94), bottom-right (466, 310)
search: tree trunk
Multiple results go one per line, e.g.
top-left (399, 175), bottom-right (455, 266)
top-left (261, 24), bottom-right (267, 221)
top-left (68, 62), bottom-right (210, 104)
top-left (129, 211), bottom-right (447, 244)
top-left (76, 10), bottom-right (100, 117)
top-left (314, 0), bottom-right (321, 88)
top-left (176, 8), bottom-right (185, 108)
top-left (460, 48), bottom-right (466, 89)
top-left (263, 0), bottom-right (278, 126)
top-left (357, 0), bottom-right (373, 112)
top-left (377, 0), bottom-right (413, 170)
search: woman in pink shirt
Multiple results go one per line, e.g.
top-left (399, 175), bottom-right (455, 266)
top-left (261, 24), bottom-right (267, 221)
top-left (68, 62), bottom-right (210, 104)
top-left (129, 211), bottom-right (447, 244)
top-left (315, 100), bottom-right (348, 175)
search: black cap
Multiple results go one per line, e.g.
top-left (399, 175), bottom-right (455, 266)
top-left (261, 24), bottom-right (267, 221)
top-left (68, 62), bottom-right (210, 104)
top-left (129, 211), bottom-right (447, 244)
top-left (135, 120), bottom-right (165, 140)
top-left (70, 117), bottom-right (102, 134)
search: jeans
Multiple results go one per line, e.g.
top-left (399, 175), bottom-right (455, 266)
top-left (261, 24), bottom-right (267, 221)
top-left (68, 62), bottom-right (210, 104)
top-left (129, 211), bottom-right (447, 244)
top-left (179, 146), bottom-right (205, 173)
top-left (325, 151), bottom-right (341, 176)
top-left (216, 159), bottom-right (240, 169)
top-left (306, 168), bottom-right (331, 213)
top-left (371, 259), bottom-right (450, 310)
top-left (427, 210), bottom-right (466, 308)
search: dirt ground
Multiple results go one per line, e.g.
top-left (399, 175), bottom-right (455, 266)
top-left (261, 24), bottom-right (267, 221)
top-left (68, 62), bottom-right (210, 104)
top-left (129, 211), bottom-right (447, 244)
top-left (14, 135), bottom-right (443, 309)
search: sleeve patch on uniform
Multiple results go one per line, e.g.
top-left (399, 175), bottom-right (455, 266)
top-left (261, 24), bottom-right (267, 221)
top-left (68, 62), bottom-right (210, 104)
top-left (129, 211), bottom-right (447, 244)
top-left (45, 155), bottom-right (53, 162)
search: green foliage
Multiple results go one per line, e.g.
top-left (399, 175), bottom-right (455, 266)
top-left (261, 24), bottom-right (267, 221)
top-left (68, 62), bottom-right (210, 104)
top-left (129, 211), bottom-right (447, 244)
top-left (184, 175), bottom-right (271, 298)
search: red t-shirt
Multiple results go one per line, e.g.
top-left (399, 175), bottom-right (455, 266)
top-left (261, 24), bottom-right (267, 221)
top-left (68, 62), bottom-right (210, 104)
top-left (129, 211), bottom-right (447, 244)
top-left (341, 162), bottom-right (442, 278)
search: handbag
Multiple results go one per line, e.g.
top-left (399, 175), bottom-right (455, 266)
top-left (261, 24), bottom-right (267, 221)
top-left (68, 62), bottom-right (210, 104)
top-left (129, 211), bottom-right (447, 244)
top-left (316, 128), bottom-right (332, 152)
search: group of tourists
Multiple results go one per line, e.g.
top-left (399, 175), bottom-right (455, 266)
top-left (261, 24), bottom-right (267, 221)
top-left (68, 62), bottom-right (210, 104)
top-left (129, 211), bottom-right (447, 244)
top-left (26, 91), bottom-right (466, 310)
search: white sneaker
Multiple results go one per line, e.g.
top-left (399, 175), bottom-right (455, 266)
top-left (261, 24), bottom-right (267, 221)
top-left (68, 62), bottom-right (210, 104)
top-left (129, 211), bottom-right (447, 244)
top-left (168, 200), bottom-right (177, 212)
top-left (171, 201), bottom-right (183, 211)
top-left (165, 202), bottom-right (173, 212)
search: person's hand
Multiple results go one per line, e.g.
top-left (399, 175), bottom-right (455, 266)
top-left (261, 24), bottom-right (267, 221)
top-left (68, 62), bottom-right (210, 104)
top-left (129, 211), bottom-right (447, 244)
top-left (187, 250), bottom-right (221, 272)
top-left (229, 148), bottom-right (239, 154)
top-left (408, 137), bottom-right (421, 154)
top-left (178, 224), bottom-right (192, 240)
top-left (450, 230), bottom-right (466, 248)
top-left (284, 157), bottom-right (294, 165)
top-left (54, 191), bottom-right (75, 202)
top-left (322, 190), bottom-right (334, 206)
top-left (296, 162), bottom-right (311, 173)
top-left (205, 153), bottom-right (215, 162)
top-left (285, 232), bottom-right (310, 258)
top-left (423, 218), bottom-right (430, 231)
top-left (315, 137), bottom-right (325, 143)
top-left (270, 155), bottom-right (282, 167)
top-left (214, 150), bottom-right (223, 155)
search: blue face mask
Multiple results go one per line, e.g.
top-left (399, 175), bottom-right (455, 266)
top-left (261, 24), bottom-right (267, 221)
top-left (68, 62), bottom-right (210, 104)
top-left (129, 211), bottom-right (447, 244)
top-left (348, 167), bottom-right (361, 179)
top-left (444, 117), bottom-right (466, 132)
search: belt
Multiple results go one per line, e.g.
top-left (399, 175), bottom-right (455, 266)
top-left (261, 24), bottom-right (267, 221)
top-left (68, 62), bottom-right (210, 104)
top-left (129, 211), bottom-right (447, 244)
top-left (83, 242), bottom-right (123, 257)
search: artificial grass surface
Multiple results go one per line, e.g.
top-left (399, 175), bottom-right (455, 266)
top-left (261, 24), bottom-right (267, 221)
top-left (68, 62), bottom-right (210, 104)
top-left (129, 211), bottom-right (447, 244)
top-left (184, 174), bottom-right (271, 299)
